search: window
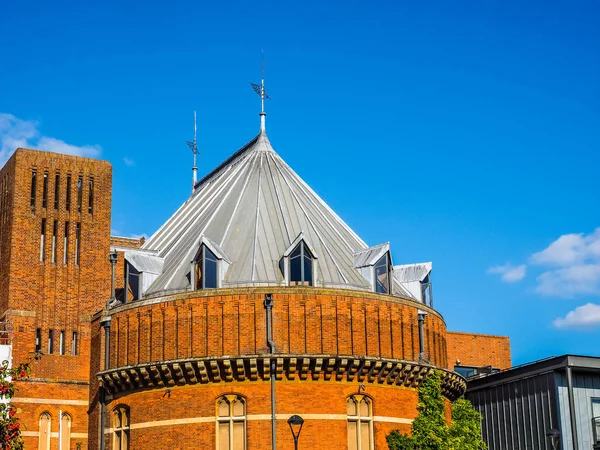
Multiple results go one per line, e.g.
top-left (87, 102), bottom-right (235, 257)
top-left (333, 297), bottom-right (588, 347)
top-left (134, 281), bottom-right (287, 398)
top-left (60, 413), bottom-right (71, 449)
top-left (42, 172), bottom-right (48, 208)
top-left (40, 219), bottom-right (46, 262)
top-left (31, 170), bottom-right (37, 209)
top-left (374, 254), bottom-right (390, 294)
top-left (195, 245), bottom-right (218, 289)
top-left (592, 398), bottom-right (600, 443)
top-left (71, 331), bottom-right (78, 356)
top-left (51, 220), bottom-right (57, 263)
top-left (64, 222), bottom-right (70, 264)
top-left (216, 395), bottom-right (246, 450)
top-left (47, 330), bottom-right (54, 354)
top-left (88, 177), bottom-right (94, 214)
top-left (347, 395), bottom-right (373, 450)
top-left (38, 412), bottom-right (51, 450)
top-left (54, 173), bottom-right (60, 210)
top-left (126, 261), bottom-right (141, 301)
top-left (59, 330), bottom-right (65, 355)
top-left (77, 176), bottom-right (82, 213)
top-left (35, 328), bottom-right (41, 352)
top-left (113, 405), bottom-right (130, 450)
top-left (66, 175), bottom-right (71, 211)
top-left (289, 242), bottom-right (313, 286)
top-left (75, 222), bottom-right (81, 265)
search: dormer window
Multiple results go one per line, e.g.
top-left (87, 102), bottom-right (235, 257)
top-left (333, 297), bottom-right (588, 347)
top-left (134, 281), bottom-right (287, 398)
top-left (195, 245), bottom-right (218, 289)
top-left (374, 253), bottom-right (390, 294)
top-left (280, 234), bottom-right (318, 287)
top-left (290, 242), bottom-right (313, 286)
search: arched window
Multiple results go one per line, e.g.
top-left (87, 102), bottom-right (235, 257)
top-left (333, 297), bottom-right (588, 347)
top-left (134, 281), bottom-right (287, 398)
top-left (60, 413), bottom-right (71, 449)
top-left (374, 253), bottom-right (390, 294)
top-left (113, 405), bottom-right (130, 450)
top-left (38, 412), bottom-right (51, 450)
top-left (195, 245), bottom-right (219, 289)
top-left (347, 395), bottom-right (373, 450)
top-left (289, 242), bottom-right (313, 286)
top-left (216, 394), bottom-right (246, 450)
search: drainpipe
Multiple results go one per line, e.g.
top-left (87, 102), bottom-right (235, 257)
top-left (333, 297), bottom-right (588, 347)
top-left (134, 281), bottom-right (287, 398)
top-left (566, 364), bottom-right (579, 450)
top-left (417, 310), bottom-right (427, 361)
top-left (99, 315), bottom-right (112, 450)
top-left (264, 294), bottom-right (276, 450)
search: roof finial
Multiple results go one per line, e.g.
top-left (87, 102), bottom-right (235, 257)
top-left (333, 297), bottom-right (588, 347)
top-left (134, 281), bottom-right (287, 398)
top-left (251, 49), bottom-right (270, 133)
top-left (186, 111), bottom-right (199, 193)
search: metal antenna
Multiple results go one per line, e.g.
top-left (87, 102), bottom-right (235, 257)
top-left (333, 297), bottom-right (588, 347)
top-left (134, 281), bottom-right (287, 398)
top-left (251, 49), bottom-right (270, 132)
top-left (186, 111), bottom-right (199, 193)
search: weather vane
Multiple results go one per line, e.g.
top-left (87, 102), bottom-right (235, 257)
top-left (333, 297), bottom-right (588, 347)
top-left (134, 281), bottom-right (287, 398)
top-left (251, 50), bottom-right (270, 132)
top-left (186, 111), bottom-right (199, 193)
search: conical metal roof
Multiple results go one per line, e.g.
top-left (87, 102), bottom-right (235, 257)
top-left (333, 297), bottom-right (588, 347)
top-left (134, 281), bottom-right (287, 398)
top-left (142, 131), bottom-right (414, 298)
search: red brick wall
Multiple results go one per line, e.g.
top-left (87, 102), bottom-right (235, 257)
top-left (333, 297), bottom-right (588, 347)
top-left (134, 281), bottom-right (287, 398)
top-left (0, 148), bottom-right (113, 449)
top-left (103, 379), bottom-right (426, 450)
top-left (101, 289), bottom-right (447, 370)
top-left (445, 331), bottom-right (511, 370)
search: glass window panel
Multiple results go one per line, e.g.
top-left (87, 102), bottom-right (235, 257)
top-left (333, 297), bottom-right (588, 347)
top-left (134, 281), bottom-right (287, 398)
top-left (360, 422), bottom-right (371, 450)
top-left (359, 398), bottom-right (369, 417)
top-left (375, 254), bottom-right (389, 294)
top-left (233, 422), bottom-right (245, 450)
top-left (290, 244), bottom-right (302, 259)
top-left (233, 399), bottom-right (244, 416)
top-left (219, 423), bottom-right (230, 450)
top-left (122, 409), bottom-right (129, 427)
top-left (347, 399), bottom-right (357, 416)
top-left (114, 411), bottom-right (122, 428)
top-left (205, 247), bottom-right (218, 262)
top-left (204, 258), bottom-right (218, 288)
top-left (290, 254), bottom-right (302, 284)
top-left (593, 398), bottom-right (600, 417)
top-left (347, 421), bottom-right (358, 450)
top-left (303, 256), bottom-right (312, 286)
top-left (218, 400), bottom-right (230, 417)
top-left (123, 430), bottom-right (129, 450)
top-left (113, 432), bottom-right (121, 450)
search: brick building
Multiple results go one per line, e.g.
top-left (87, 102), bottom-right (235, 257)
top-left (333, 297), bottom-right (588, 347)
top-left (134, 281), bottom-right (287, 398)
top-left (0, 109), bottom-right (510, 449)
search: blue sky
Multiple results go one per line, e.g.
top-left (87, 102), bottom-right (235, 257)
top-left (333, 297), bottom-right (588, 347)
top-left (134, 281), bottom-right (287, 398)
top-left (1, 0), bottom-right (599, 365)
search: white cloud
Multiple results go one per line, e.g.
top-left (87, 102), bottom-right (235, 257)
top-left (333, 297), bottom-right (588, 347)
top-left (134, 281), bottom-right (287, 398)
top-left (487, 263), bottom-right (527, 282)
top-left (536, 264), bottom-right (600, 297)
top-left (531, 229), bottom-right (600, 298)
top-left (532, 229), bottom-right (600, 266)
top-left (123, 157), bottom-right (135, 166)
top-left (130, 233), bottom-right (148, 240)
top-left (554, 303), bottom-right (600, 329)
top-left (0, 113), bottom-right (101, 166)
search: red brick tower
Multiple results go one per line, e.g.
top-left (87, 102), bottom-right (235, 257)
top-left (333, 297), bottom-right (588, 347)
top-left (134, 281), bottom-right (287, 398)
top-left (0, 148), bottom-right (112, 449)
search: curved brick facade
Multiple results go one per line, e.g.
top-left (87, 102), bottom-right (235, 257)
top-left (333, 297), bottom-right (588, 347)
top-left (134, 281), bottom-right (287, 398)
top-left (90, 287), bottom-right (462, 449)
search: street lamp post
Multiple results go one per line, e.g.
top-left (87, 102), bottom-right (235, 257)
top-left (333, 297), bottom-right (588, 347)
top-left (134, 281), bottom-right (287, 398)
top-left (288, 415), bottom-right (304, 450)
top-left (546, 428), bottom-right (560, 450)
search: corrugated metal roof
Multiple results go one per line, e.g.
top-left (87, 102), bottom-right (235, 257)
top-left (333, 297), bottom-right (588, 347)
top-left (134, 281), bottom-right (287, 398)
top-left (354, 243), bottom-right (390, 268)
top-left (141, 130), bottom-right (415, 299)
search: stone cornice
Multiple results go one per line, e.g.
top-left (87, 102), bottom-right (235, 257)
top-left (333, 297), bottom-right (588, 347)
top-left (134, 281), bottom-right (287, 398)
top-left (98, 354), bottom-right (466, 401)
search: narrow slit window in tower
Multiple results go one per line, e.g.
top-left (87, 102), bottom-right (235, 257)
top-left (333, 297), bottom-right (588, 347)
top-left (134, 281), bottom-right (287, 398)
top-left (88, 177), bottom-right (94, 214)
top-left (75, 222), bottom-right (81, 265)
top-left (54, 173), bottom-right (60, 210)
top-left (51, 220), bottom-right (57, 263)
top-left (30, 170), bottom-right (37, 209)
top-left (65, 174), bottom-right (71, 211)
top-left (77, 176), bottom-right (82, 213)
top-left (42, 172), bottom-right (48, 208)
top-left (64, 221), bottom-right (70, 264)
top-left (40, 219), bottom-right (46, 262)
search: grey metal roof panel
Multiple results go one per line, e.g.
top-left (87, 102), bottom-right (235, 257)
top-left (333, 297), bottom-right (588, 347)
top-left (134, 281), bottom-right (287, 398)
top-left (394, 262), bottom-right (432, 282)
top-left (123, 250), bottom-right (164, 275)
top-left (354, 243), bottom-right (390, 268)
top-left (143, 131), bottom-right (408, 295)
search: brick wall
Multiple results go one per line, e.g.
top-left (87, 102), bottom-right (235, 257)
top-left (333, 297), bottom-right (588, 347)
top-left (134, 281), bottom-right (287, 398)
top-left (0, 148), bottom-right (113, 449)
top-left (446, 331), bottom-right (511, 370)
top-left (101, 288), bottom-right (447, 370)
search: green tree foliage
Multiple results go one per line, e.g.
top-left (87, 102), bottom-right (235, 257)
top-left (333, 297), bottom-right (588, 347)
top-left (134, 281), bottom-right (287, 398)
top-left (448, 398), bottom-right (487, 450)
top-left (0, 359), bottom-right (33, 450)
top-left (386, 370), bottom-right (487, 450)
